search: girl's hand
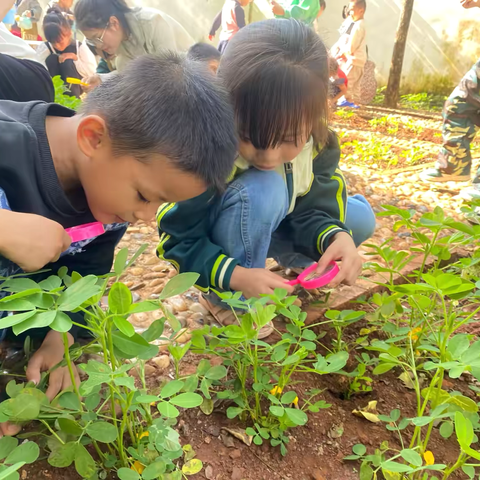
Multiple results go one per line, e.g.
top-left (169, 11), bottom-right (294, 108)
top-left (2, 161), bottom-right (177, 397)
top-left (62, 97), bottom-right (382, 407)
top-left (230, 266), bottom-right (294, 298)
top-left (81, 74), bottom-right (102, 92)
top-left (26, 330), bottom-right (80, 401)
top-left (271, 0), bottom-right (285, 16)
top-left (59, 52), bottom-right (78, 63)
top-left (316, 232), bottom-right (363, 286)
top-left (461, 0), bottom-right (480, 8)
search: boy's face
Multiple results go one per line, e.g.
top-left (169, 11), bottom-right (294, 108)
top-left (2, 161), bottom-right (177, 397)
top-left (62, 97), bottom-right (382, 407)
top-left (349, 1), bottom-right (364, 20)
top-left (239, 133), bottom-right (309, 170)
top-left (77, 117), bottom-right (207, 224)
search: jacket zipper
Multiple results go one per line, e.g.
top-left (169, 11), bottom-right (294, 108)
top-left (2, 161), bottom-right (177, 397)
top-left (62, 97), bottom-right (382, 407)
top-left (284, 162), bottom-right (294, 208)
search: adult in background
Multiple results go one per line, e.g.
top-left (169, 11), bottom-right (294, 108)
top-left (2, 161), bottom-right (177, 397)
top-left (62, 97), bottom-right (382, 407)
top-left (271, 0), bottom-right (326, 26)
top-left (15, 0), bottom-right (41, 40)
top-left (420, 0), bottom-right (480, 199)
top-left (36, 7), bottom-right (96, 97)
top-left (208, 0), bottom-right (252, 54)
top-left (74, 0), bottom-right (193, 90)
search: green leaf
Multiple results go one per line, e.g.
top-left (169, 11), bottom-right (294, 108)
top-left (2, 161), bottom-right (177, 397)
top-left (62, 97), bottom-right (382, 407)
top-left (226, 407), bottom-right (243, 419)
top-left (159, 273), bottom-right (199, 299)
top-left (2, 278), bottom-right (40, 293)
top-left (462, 465), bottom-right (476, 479)
top-left (359, 462), bottom-right (373, 480)
top-left (161, 380), bottom-right (185, 398)
top-left (352, 444), bottom-right (366, 456)
top-left (446, 395), bottom-right (478, 413)
top-left (284, 408), bottom-right (307, 425)
top-left (10, 394), bottom-right (39, 421)
top-left (448, 334), bottom-right (471, 359)
top-left (142, 460), bottom-right (166, 480)
top-left (109, 282), bottom-right (132, 315)
top-left (86, 422), bottom-right (118, 443)
top-left (380, 461), bottom-right (413, 473)
top-left (50, 311), bottom-right (73, 333)
top-left (157, 401), bottom-right (180, 418)
top-left (400, 449), bottom-right (422, 467)
top-left (5, 442), bottom-right (39, 465)
top-left (112, 331), bottom-right (150, 357)
top-left (0, 438), bottom-right (18, 460)
top-left (169, 393), bottom-right (203, 408)
top-left (113, 315), bottom-right (135, 337)
top-left (113, 376), bottom-right (136, 390)
top-left (0, 311), bottom-right (36, 329)
top-left (440, 421), bottom-right (453, 439)
top-left (373, 363), bottom-right (396, 375)
top-left (390, 409), bottom-right (400, 422)
top-left (48, 441), bottom-right (76, 468)
top-left (200, 398), bottom-right (214, 415)
top-left (58, 417), bottom-right (83, 436)
top-left (84, 393), bottom-right (101, 410)
top-left (39, 276), bottom-right (62, 291)
top-left (13, 310), bottom-right (56, 335)
top-left (299, 341), bottom-right (316, 351)
top-left (281, 391), bottom-right (297, 404)
top-left (302, 329), bottom-right (317, 341)
top-left (269, 406), bottom-right (285, 417)
top-left (117, 468), bottom-right (140, 480)
top-left (114, 248), bottom-right (129, 276)
top-left (57, 275), bottom-right (101, 311)
top-left (74, 443), bottom-right (96, 479)
top-left (58, 392), bottom-right (81, 411)
top-left (0, 463), bottom-right (25, 480)
top-left (182, 459), bottom-right (203, 476)
top-left (204, 365), bottom-right (227, 380)
top-left (141, 318), bottom-right (165, 342)
top-left (455, 411), bottom-right (474, 449)
top-left (282, 354), bottom-right (300, 366)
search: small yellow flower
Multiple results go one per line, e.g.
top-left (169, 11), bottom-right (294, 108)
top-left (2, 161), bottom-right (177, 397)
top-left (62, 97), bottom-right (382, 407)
top-left (131, 461), bottom-right (145, 474)
top-left (269, 385), bottom-right (283, 396)
top-left (423, 451), bottom-right (434, 466)
top-left (408, 327), bottom-right (422, 342)
top-left (138, 431), bottom-right (149, 439)
top-left (292, 396), bottom-right (299, 406)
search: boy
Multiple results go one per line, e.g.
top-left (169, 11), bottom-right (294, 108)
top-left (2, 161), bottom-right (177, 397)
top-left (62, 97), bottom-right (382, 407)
top-left (271, 0), bottom-right (326, 25)
top-left (0, 53), bottom-right (237, 436)
top-left (331, 0), bottom-right (367, 104)
top-left (187, 42), bottom-right (221, 74)
top-left (156, 20), bottom-right (375, 336)
top-left (208, 0), bottom-right (252, 53)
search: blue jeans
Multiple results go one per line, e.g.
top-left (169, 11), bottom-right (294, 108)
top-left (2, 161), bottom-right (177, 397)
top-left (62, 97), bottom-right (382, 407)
top-left (208, 169), bottom-right (375, 296)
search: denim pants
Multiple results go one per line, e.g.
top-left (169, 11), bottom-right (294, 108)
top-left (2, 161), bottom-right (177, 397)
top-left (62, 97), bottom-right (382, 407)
top-left (207, 169), bottom-right (375, 301)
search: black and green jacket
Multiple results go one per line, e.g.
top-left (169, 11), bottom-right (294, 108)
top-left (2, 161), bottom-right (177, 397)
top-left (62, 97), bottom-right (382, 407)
top-left (156, 131), bottom-right (350, 294)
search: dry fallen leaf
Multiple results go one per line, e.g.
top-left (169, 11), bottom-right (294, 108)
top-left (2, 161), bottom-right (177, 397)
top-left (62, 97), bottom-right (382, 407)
top-left (328, 422), bottom-right (344, 439)
top-left (352, 400), bottom-right (381, 423)
top-left (398, 371), bottom-right (415, 390)
top-left (221, 427), bottom-right (252, 446)
top-left (205, 465), bottom-right (214, 480)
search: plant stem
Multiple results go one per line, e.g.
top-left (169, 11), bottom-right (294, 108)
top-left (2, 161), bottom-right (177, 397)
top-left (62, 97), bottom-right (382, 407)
top-left (62, 333), bottom-right (83, 412)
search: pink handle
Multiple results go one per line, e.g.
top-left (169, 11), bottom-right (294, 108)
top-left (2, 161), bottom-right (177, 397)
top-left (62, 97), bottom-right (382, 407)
top-left (65, 222), bottom-right (105, 243)
top-left (287, 279), bottom-right (300, 286)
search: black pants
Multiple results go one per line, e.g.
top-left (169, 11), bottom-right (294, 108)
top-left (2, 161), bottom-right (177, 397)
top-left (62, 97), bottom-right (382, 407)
top-left (0, 53), bottom-right (54, 102)
top-left (45, 43), bottom-right (82, 98)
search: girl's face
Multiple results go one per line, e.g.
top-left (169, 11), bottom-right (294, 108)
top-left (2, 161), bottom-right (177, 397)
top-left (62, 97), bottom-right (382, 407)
top-left (239, 131), bottom-right (309, 170)
top-left (53, 30), bottom-right (72, 51)
top-left (83, 16), bottom-right (124, 56)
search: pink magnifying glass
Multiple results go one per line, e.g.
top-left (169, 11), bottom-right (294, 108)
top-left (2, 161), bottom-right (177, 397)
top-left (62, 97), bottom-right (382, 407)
top-left (286, 261), bottom-right (339, 289)
top-left (65, 222), bottom-right (105, 243)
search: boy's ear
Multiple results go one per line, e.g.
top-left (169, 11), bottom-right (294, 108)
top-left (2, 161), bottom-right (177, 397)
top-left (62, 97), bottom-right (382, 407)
top-left (77, 115), bottom-right (108, 157)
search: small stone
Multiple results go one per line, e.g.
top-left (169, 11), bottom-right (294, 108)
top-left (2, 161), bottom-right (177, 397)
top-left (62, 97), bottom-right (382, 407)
top-left (152, 355), bottom-right (170, 370)
top-left (130, 267), bottom-right (144, 276)
top-left (189, 302), bottom-right (209, 315)
top-left (153, 284), bottom-right (165, 294)
top-left (149, 278), bottom-right (164, 288)
top-left (231, 467), bottom-right (244, 480)
top-left (131, 282), bottom-right (146, 291)
top-left (311, 471), bottom-right (325, 480)
top-left (21, 470), bottom-right (27, 480)
top-left (156, 340), bottom-right (170, 352)
top-left (130, 312), bottom-right (152, 327)
top-left (174, 328), bottom-right (192, 344)
top-left (229, 449), bottom-right (241, 459)
top-left (205, 425), bottom-right (221, 437)
top-left (221, 433), bottom-right (235, 448)
top-left (153, 264), bottom-right (169, 272)
top-left (144, 272), bottom-right (167, 280)
top-left (144, 255), bottom-right (159, 265)
top-left (127, 227), bottom-right (140, 233)
top-left (144, 365), bottom-right (156, 376)
top-left (140, 227), bottom-right (150, 234)
top-left (124, 281), bottom-right (134, 288)
top-left (169, 297), bottom-right (188, 312)
top-left (204, 436), bottom-right (212, 444)
top-left (189, 312), bottom-right (204, 323)
top-left (205, 465), bottom-right (214, 480)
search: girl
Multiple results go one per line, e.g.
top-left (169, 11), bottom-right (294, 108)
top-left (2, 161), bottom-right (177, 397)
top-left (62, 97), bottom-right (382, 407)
top-left (156, 19), bottom-right (376, 335)
top-left (36, 7), bottom-right (96, 98)
top-left (74, 0), bottom-right (193, 90)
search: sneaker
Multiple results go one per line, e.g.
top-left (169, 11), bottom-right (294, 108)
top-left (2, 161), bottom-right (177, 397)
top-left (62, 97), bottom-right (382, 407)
top-left (420, 167), bottom-right (470, 183)
top-left (337, 99), bottom-right (359, 109)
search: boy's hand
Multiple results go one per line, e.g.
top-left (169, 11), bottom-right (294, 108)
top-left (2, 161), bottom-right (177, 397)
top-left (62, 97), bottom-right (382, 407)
top-left (26, 330), bottom-right (80, 401)
top-left (0, 210), bottom-right (71, 272)
top-left (81, 74), bottom-right (102, 92)
top-left (461, 0), bottom-right (480, 8)
top-left (316, 231), bottom-right (362, 287)
top-left (271, 0), bottom-right (285, 16)
top-left (230, 266), bottom-right (294, 298)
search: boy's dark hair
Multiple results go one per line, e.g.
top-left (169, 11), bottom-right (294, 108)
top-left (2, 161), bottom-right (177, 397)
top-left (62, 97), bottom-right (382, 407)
top-left (219, 18), bottom-right (329, 150)
top-left (320, 0), bottom-right (326, 9)
top-left (354, 0), bottom-right (366, 11)
top-left (187, 43), bottom-right (221, 63)
top-left (75, 0), bottom-right (132, 35)
top-left (43, 6), bottom-right (70, 44)
top-left (81, 53), bottom-right (237, 192)
top-left (328, 56), bottom-right (339, 75)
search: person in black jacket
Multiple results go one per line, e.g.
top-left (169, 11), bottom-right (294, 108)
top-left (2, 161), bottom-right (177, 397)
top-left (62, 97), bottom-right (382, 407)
top-left (0, 53), bottom-right (237, 437)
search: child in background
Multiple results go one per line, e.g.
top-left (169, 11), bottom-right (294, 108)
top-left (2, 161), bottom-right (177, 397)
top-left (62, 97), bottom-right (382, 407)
top-left (329, 57), bottom-right (348, 105)
top-left (0, 53), bottom-right (237, 436)
top-left (36, 7), bottom-right (96, 97)
top-left (331, 0), bottom-right (367, 104)
top-left (271, 0), bottom-right (326, 26)
top-left (157, 19), bottom-right (375, 337)
top-left (208, 0), bottom-right (252, 53)
top-left (187, 42), bottom-right (221, 73)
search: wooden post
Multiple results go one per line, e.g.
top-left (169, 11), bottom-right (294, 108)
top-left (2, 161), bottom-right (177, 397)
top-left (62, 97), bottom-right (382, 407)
top-left (384, 0), bottom-right (415, 108)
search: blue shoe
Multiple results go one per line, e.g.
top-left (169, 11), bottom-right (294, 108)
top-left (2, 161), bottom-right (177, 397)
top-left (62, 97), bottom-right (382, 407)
top-left (337, 99), bottom-right (359, 108)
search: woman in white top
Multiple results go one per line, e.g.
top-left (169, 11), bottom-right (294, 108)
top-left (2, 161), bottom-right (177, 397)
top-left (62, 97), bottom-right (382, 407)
top-left (74, 0), bottom-right (194, 90)
top-left (36, 7), bottom-right (96, 97)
